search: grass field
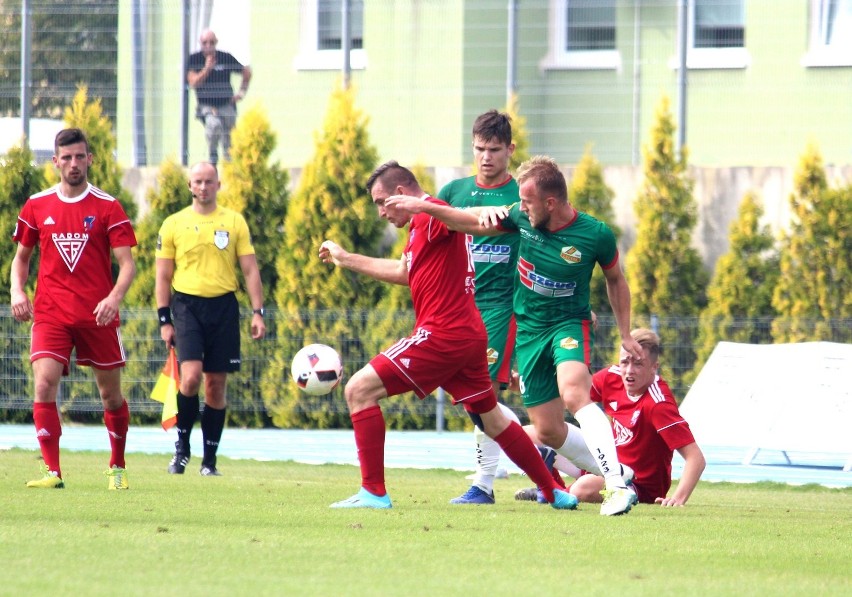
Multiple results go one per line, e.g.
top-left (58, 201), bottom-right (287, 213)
top-left (1, 448), bottom-right (850, 597)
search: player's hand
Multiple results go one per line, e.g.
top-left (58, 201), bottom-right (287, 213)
top-left (319, 240), bottom-right (346, 267)
top-left (205, 53), bottom-right (216, 69)
top-left (478, 206), bottom-right (509, 227)
top-left (93, 295), bottom-right (121, 327)
top-left (384, 195), bottom-right (423, 216)
top-left (250, 314), bottom-right (266, 340)
top-left (160, 323), bottom-right (175, 347)
top-left (621, 336), bottom-right (643, 360)
top-left (508, 370), bottom-right (521, 393)
top-left (590, 310), bottom-right (598, 331)
top-left (655, 495), bottom-right (687, 507)
top-left (10, 289), bottom-right (33, 322)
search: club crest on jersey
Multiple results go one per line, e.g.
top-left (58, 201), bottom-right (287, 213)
top-left (486, 347), bottom-right (499, 364)
top-left (559, 336), bottom-right (579, 350)
top-left (560, 246), bottom-right (581, 263)
top-left (83, 216), bottom-right (96, 231)
top-left (52, 232), bottom-right (88, 272)
top-left (612, 419), bottom-right (633, 446)
top-left (214, 230), bottom-right (229, 249)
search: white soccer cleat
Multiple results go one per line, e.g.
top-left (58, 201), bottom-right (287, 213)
top-left (599, 486), bottom-right (638, 516)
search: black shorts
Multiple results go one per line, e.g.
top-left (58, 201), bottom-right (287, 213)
top-left (172, 291), bottom-right (241, 373)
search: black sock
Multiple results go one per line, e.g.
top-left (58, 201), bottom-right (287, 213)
top-left (175, 392), bottom-right (199, 455)
top-left (201, 405), bottom-right (226, 467)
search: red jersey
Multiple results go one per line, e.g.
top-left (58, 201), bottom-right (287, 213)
top-left (590, 366), bottom-right (697, 503)
top-left (404, 196), bottom-right (485, 337)
top-left (12, 183), bottom-right (137, 328)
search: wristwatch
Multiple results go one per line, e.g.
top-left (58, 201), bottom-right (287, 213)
top-left (252, 308), bottom-right (265, 317)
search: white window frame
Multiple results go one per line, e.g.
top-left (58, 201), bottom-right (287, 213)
top-left (668, 0), bottom-right (749, 70)
top-left (802, 0), bottom-right (852, 67)
top-left (294, 0), bottom-right (367, 71)
top-left (540, 0), bottom-right (621, 71)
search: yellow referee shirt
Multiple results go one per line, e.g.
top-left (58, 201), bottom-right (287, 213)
top-left (156, 205), bottom-right (255, 298)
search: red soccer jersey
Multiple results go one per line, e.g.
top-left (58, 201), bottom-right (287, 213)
top-left (590, 366), bottom-right (697, 503)
top-left (12, 183), bottom-right (137, 328)
top-left (405, 196), bottom-right (485, 337)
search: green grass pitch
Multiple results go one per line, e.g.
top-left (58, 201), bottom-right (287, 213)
top-left (1, 448), bottom-right (849, 596)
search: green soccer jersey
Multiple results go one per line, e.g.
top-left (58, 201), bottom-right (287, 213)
top-left (501, 204), bottom-right (618, 332)
top-left (438, 175), bottom-right (520, 309)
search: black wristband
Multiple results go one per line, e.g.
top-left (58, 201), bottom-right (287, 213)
top-left (158, 307), bottom-right (173, 326)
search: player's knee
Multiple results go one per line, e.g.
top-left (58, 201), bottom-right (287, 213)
top-left (343, 368), bottom-right (381, 411)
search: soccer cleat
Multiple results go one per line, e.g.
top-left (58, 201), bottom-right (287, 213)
top-left (330, 487), bottom-right (392, 509)
top-left (449, 485), bottom-right (495, 505)
top-left (167, 453), bottom-right (190, 474)
top-left (26, 463), bottom-right (64, 489)
top-left (550, 488), bottom-right (579, 510)
top-left (106, 465), bottom-right (129, 490)
top-left (514, 487), bottom-right (539, 501)
top-left (199, 465), bottom-right (222, 477)
top-left (600, 486), bottom-right (638, 516)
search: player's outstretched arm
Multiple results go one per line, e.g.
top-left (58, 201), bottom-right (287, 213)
top-left (320, 240), bottom-right (408, 285)
top-left (655, 442), bottom-right (706, 507)
top-left (385, 195), bottom-right (502, 235)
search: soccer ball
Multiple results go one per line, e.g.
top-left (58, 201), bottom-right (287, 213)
top-left (290, 344), bottom-right (343, 396)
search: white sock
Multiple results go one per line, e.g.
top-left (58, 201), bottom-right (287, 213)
top-left (553, 454), bottom-right (583, 479)
top-left (573, 403), bottom-right (624, 490)
top-left (554, 422), bottom-right (601, 474)
top-left (471, 403), bottom-right (519, 493)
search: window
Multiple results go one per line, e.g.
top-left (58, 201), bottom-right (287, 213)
top-left (318, 0), bottom-right (363, 50)
top-left (541, 0), bottom-right (620, 71)
top-left (803, 0), bottom-right (852, 67)
top-left (694, 0), bottom-right (744, 48)
top-left (295, 0), bottom-right (367, 71)
top-left (672, 0), bottom-right (749, 69)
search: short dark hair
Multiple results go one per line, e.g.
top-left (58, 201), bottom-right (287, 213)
top-left (472, 110), bottom-right (512, 146)
top-left (54, 128), bottom-right (89, 154)
top-left (366, 160), bottom-right (418, 194)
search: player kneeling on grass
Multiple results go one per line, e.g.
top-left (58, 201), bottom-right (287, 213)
top-left (516, 328), bottom-right (706, 507)
top-left (319, 160), bottom-right (577, 510)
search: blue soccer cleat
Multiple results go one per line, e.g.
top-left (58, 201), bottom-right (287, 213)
top-left (550, 488), bottom-right (579, 510)
top-left (449, 485), bottom-right (495, 505)
top-left (330, 487), bottom-right (393, 509)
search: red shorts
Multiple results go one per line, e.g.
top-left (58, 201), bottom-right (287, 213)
top-left (371, 326), bottom-right (497, 414)
top-left (31, 320), bottom-right (127, 376)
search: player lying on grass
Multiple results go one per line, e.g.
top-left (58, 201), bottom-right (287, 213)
top-left (516, 328), bottom-right (706, 507)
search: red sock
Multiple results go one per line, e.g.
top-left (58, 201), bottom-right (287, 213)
top-left (351, 405), bottom-right (386, 496)
top-left (494, 421), bottom-right (557, 502)
top-left (104, 400), bottom-right (129, 468)
top-left (552, 468), bottom-right (567, 489)
top-left (33, 402), bottom-right (62, 477)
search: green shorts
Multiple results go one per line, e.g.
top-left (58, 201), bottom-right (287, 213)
top-left (479, 305), bottom-right (516, 385)
top-left (515, 320), bottom-right (594, 408)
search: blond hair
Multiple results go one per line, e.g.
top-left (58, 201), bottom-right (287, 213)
top-left (630, 328), bottom-right (661, 362)
top-left (515, 155), bottom-right (567, 203)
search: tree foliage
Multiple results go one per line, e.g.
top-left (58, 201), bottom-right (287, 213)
top-left (771, 145), bottom-right (852, 342)
top-left (0, 0), bottom-right (118, 119)
top-left (218, 105), bottom-right (290, 301)
top-left (505, 92), bottom-right (530, 173)
top-left (263, 84), bottom-right (383, 428)
top-left (691, 192), bottom-right (779, 382)
top-left (45, 86), bottom-right (137, 221)
top-left (625, 96), bottom-right (708, 393)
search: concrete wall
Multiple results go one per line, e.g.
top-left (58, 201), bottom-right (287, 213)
top-left (123, 163), bottom-right (852, 272)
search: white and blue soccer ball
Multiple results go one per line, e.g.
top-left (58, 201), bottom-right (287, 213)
top-left (290, 344), bottom-right (343, 396)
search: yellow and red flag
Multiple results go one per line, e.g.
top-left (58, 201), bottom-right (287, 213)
top-left (151, 347), bottom-right (179, 430)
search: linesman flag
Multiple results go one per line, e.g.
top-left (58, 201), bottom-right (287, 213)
top-left (151, 347), bottom-right (179, 430)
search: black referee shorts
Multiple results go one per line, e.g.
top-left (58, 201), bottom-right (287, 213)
top-left (171, 291), bottom-right (241, 373)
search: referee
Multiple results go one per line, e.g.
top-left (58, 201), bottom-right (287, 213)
top-left (155, 161), bottom-right (266, 476)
